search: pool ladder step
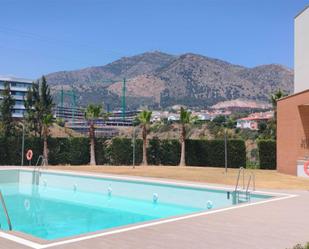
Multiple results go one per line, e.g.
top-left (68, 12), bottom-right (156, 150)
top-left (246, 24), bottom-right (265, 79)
top-left (236, 190), bottom-right (251, 203)
top-left (233, 167), bottom-right (255, 204)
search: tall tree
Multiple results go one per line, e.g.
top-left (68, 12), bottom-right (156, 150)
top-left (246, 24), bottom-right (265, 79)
top-left (0, 82), bottom-right (15, 137)
top-left (85, 104), bottom-right (102, 166)
top-left (40, 76), bottom-right (53, 115)
top-left (42, 114), bottom-right (53, 165)
top-left (24, 76), bottom-right (53, 137)
top-left (138, 110), bottom-right (152, 165)
top-left (24, 83), bottom-right (38, 135)
top-left (179, 107), bottom-right (196, 166)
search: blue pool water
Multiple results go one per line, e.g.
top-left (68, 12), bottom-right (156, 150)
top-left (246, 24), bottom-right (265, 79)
top-left (0, 170), bottom-right (271, 240)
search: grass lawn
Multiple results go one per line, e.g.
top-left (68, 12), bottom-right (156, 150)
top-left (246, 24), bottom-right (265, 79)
top-left (48, 165), bottom-right (309, 190)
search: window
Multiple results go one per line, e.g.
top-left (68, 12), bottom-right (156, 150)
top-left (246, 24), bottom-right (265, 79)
top-left (15, 100), bottom-right (24, 105)
top-left (11, 91), bottom-right (25, 96)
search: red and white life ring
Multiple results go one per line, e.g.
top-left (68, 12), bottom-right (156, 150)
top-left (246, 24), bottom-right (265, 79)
top-left (26, 150), bottom-right (33, 161)
top-left (304, 161), bottom-right (309, 176)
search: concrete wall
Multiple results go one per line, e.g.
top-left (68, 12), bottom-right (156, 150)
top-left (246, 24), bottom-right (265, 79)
top-left (295, 7), bottom-right (309, 93)
top-left (277, 90), bottom-right (309, 175)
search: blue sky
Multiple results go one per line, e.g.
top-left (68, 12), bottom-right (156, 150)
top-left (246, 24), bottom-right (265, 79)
top-left (0, 0), bottom-right (308, 79)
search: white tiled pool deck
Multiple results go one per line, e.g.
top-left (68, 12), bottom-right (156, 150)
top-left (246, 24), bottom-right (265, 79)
top-left (0, 167), bottom-right (308, 249)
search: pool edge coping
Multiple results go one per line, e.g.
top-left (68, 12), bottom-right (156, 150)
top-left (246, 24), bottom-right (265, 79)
top-left (0, 166), bottom-right (298, 249)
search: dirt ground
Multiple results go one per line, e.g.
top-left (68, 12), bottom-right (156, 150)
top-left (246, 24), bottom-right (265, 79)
top-left (48, 165), bottom-right (309, 190)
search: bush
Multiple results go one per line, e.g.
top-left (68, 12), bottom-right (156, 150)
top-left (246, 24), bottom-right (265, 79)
top-left (45, 138), bottom-right (90, 165)
top-left (109, 137), bottom-right (142, 165)
top-left (185, 140), bottom-right (209, 166)
top-left (227, 140), bottom-right (247, 168)
top-left (0, 136), bottom-right (42, 165)
top-left (3, 137), bottom-right (23, 165)
top-left (48, 138), bottom-right (71, 165)
top-left (159, 139), bottom-right (180, 165)
top-left (186, 139), bottom-right (246, 168)
top-left (24, 137), bottom-right (43, 165)
top-left (258, 140), bottom-right (276, 169)
top-left (147, 137), bottom-right (161, 165)
top-left (68, 138), bottom-right (90, 165)
top-left (0, 136), bottom-right (247, 168)
top-left (95, 138), bottom-right (108, 165)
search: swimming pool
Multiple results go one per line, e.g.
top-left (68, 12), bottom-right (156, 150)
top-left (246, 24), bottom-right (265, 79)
top-left (0, 169), bottom-right (271, 241)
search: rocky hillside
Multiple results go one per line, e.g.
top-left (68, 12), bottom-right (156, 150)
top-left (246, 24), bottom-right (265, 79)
top-left (46, 51), bottom-right (293, 109)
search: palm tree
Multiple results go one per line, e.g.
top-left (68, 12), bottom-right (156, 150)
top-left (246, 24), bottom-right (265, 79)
top-left (271, 89), bottom-right (286, 122)
top-left (138, 110), bottom-right (152, 165)
top-left (42, 114), bottom-right (53, 165)
top-left (270, 89), bottom-right (287, 139)
top-left (179, 107), bottom-right (196, 166)
top-left (85, 104), bottom-right (102, 166)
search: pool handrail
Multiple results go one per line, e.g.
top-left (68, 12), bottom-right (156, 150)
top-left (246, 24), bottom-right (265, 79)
top-left (246, 172), bottom-right (255, 192)
top-left (234, 167), bottom-right (245, 192)
top-left (234, 167), bottom-right (255, 203)
top-left (0, 191), bottom-right (12, 231)
top-left (35, 155), bottom-right (46, 167)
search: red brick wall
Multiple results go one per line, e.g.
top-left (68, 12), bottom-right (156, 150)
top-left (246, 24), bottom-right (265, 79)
top-left (277, 90), bottom-right (309, 175)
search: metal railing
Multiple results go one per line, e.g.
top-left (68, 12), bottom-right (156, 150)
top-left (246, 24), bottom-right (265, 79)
top-left (35, 155), bottom-right (46, 167)
top-left (234, 167), bottom-right (255, 203)
top-left (246, 172), bottom-right (256, 193)
top-left (0, 191), bottom-right (12, 230)
top-left (234, 167), bottom-right (245, 192)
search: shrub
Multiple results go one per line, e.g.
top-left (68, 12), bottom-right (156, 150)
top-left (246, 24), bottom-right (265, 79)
top-left (109, 138), bottom-right (142, 165)
top-left (95, 138), bottom-right (108, 165)
top-left (24, 137), bottom-right (43, 165)
top-left (258, 140), bottom-right (276, 169)
top-left (147, 137), bottom-right (161, 165)
top-left (0, 136), bottom-right (247, 168)
top-left (185, 139), bottom-right (209, 166)
top-left (48, 138), bottom-right (70, 165)
top-left (159, 139), bottom-right (180, 165)
top-left (68, 138), bottom-right (90, 165)
top-left (227, 140), bottom-right (246, 168)
top-left (3, 137), bottom-right (23, 165)
top-left (0, 136), bottom-right (42, 165)
top-left (186, 139), bottom-right (246, 168)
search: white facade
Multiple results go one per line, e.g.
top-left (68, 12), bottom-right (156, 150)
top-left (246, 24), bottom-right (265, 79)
top-left (0, 77), bottom-right (33, 118)
top-left (295, 6), bottom-right (309, 93)
top-left (236, 119), bottom-right (258, 130)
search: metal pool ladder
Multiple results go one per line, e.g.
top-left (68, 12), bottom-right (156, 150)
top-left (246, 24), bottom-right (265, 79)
top-left (35, 155), bottom-right (47, 167)
top-left (0, 191), bottom-right (12, 230)
top-left (233, 167), bottom-right (255, 204)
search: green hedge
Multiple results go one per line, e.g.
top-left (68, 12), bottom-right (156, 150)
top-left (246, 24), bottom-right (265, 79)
top-left (108, 137), bottom-right (142, 165)
top-left (258, 140), bottom-right (276, 169)
top-left (95, 138), bottom-right (108, 165)
top-left (0, 136), bottom-right (42, 165)
top-left (0, 136), bottom-right (247, 167)
top-left (159, 139), bottom-right (181, 165)
top-left (186, 139), bottom-right (246, 168)
top-left (48, 137), bottom-right (90, 165)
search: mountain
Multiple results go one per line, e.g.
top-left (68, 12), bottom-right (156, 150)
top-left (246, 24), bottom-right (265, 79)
top-left (45, 51), bottom-right (293, 110)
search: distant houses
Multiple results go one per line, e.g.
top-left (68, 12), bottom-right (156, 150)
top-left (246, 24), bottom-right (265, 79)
top-left (236, 111), bottom-right (273, 130)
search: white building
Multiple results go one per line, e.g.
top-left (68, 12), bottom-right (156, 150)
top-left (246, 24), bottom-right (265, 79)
top-left (0, 77), bottom-right (33, 118)
top-left (167, 114), bottom-right (180, 121)
top-left (295, 6), bottom-right (309, 93)
top-left (236, 112), bottom-right (273, 130)
top-left (197, 113), bottom-right (211, 121)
